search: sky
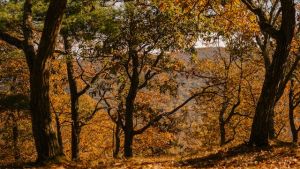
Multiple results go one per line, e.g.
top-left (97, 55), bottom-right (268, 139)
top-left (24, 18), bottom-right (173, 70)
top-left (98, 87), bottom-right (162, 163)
top-left (194, 38), bottom-right (226, 48)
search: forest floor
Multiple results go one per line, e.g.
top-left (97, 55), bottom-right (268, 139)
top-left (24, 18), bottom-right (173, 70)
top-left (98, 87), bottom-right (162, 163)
top-left (2, 141), bottom-right (300, 169)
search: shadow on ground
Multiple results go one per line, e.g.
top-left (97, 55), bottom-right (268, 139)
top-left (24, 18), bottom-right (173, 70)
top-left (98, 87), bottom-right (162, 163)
top-left (178, 142), bottom-right (299, 168)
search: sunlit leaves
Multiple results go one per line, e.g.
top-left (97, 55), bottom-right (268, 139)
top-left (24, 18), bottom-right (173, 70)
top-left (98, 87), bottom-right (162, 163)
top-left (0, 2), bottom-right (22, 31)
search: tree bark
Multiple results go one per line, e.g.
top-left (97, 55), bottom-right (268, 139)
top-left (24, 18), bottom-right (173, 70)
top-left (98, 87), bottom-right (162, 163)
top-left (54, 112), bottom-right (64, 154)
top-left (68, 64), bottom-right (81, 161)
top-left (0, 0), bottom-right (67, 163)
top-left (289, 80), bottom-right (298, 143)
top-left (11, 112), bottom-right (21, 161)
top-left (219, 121), bottom-right (226, 146)
top-left (219, 102), bottom-right (227, 146)
top-left (124, 48), bottom-right (139, 158)
top-left (246, 0), bottom-right (296, 147)
top-left (249, 79), bottom-right (276, 146)
top-left (63, 34), bottom-right (81, 161)
top-left (268, 110), bottom-right (276, 139)
top-left (113, 120), bottom-right (121, 158)
top-left (249, 40), bottom-right (294, 146)
top-left (29, 64), bottom-right (64, 162)
top-left (25, 0), bottom-right (67, 162)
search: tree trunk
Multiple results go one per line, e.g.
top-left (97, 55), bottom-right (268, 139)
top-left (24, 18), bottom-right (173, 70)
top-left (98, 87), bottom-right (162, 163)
top-left (289, 104), bottom-right (298, 143)
top-left (0, 0), bottom-right (67, 163)
top-left (113, 121), bottom-right (121, 158)
top-left (219, 99), bottom-right (229, 146)
top-left (23, 0), bottom-right (67, 163)
top-left (124, 127), bottom-right (134, 158)
top-left (246, 0), bottom-right (295, 147)
top-left (11, 112), bottom-right (20, 161)
top-left (124, 49), bottom-right (139, 158)
top-left (249, 41), bottom-right (291, 146)
top-left (268, 110), bottom-right (276, 139)
top-left (66, 57), bottom-right (81, 161)
top-left (219, 105), bottom-right (226, 146)
top-left (71, 123), bottom-right (81, 161)
top-left (249, 89), bottom-right (275, 146)
top-left (64, 34), bottom-right (81, 161)
top-left (30, 64), bottom-right (63, 162)
top-left (289, 80), bottom-right (298, 143)
top-left (54, 112), bottom-right (64, 154)
top-left (219, 121), bottom-right (226, 146)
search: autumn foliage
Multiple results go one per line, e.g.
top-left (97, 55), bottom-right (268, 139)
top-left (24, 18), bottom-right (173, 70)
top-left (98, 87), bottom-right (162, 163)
top-left (1, 0), bottom-right (300, 168)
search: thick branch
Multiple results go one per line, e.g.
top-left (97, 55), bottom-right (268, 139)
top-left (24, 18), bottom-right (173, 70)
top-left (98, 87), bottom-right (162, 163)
top-left (0, 32), bottom-right (23, 49)
top-left (77, 70), bottom-right (103, 97)
top-left (36, 0), bottom-right (67, 62)
top-left (22, 0), bottom-right (36, 67)
top-left (241, 0), bottom-right (280, 39)
top-left (255, 35), bottom-right (271, 68)
top-left (80, 95), bottom-right (105, 127)
top-left (138, 52), bottom-right (163, 89)
top-left (277, 55), bottom-right (300, 102)
top-left (133, 93), bottom-right (199, 135)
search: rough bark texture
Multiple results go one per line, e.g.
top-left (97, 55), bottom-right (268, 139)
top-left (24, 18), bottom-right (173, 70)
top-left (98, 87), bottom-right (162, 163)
top-left (24, 0), bottom-right (67, 162)
top-left (29, 59), bottom-right (62, 162)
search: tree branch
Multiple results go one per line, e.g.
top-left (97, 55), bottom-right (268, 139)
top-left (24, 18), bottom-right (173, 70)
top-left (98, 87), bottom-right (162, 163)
top-left (138, 52), bottom-right (163, 89)
top-left (36, 0), bottom-right (67, 61)
top-left (134, 85), bottom-right (219, 135)
top-left (241, 0), bottom-right (280, 39)
top-left (0, 32), bottom-right (23, 49)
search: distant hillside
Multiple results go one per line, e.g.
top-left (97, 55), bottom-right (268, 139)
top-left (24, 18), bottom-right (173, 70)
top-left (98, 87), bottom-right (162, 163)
top-left (196, 47), bottom-right (227, 58)
top-left (174, 47), bottom-right (227, 62)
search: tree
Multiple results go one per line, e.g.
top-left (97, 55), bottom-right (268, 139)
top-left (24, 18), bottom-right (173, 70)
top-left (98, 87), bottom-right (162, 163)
top-left (60, 3), bottom-right (117, 160)
top-left (62, 35), bottom-right (106, 161)
top-left (217, 49), bottom-right (244, 146)
top-left (94, 1), bottom-right (214, 158)
top-left (0, 0), bottom-right (67, 162)
top-left (241, 0), bottom-right (297, 146)
top-left (288, 71), bottom-right (300, 143)
top-left (183, 0), bottom-right (261, 146)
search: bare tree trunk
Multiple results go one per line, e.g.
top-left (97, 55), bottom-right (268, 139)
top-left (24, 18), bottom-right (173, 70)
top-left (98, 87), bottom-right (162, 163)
top-left (268, 110), bottom-right (276, 139)
top-left (246, 0), bottom-right (296, 147)
top-left (54, 112), bottom-right (64, 154)
top-left (219, 105), bottom-right (226, 146)
top-left (67, 60), bottom-right (81, 161)
top-left (289, 79), bottom-right (298, 143)
top-left (0, 0), bottom-right (67, 163)
top-left (63, 35), bottom-right (81, 161)
top-left (219, 121), bottom-right (226, 146)
top-left (30, 65), bottom-right (64, 162)
top-left (289, 104), bottom-right (298, 143)
top-left (113, 121), bottom-right (121, 158)
top-left (11, 112), bottom-right (20, 161)
top-left (124, 49), bottom-right (139, 158)
top-left (25, 0), bottom-right (67, 162)
top-left (249, 73), bottom-right (278, 146)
